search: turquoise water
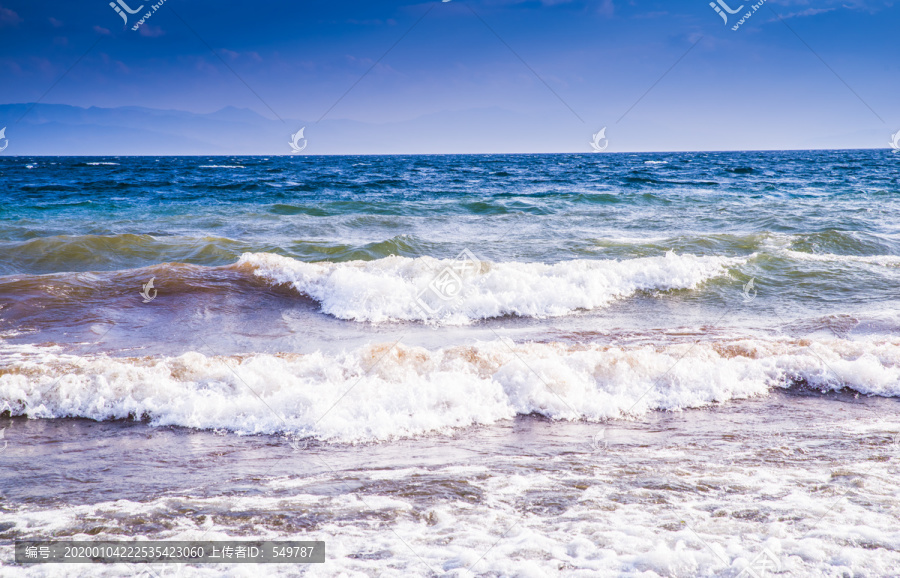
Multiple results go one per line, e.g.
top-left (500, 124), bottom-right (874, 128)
top-left (3, 152), bottom-right (899, 270)
top-left (3, 151), bottom-right (900, 342)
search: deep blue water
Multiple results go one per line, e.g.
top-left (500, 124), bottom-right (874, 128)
top-left (3, 151), bottom-right (900, 577)
top-left (2, 150), bottom-right (899, 324)
top-left (2, 151), bottom-right (898, 271)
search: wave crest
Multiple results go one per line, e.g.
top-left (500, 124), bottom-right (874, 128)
top-left (236, 251), bottom-right (743, 324)
top-left (3, 337), bottom-right (898, 442)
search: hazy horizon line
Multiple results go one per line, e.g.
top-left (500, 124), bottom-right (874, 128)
top-left (1, 148), bottom-right (895, 158)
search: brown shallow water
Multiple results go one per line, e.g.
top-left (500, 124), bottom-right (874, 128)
top-left (2, 389), bottom-right (900, 577)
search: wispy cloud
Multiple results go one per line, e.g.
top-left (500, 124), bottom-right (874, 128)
top-left (0, 6), bottom-right (22, 27)
top-left (770, 7), bottom-right (837, 20)
top-left (597, 0), bottom-right (614, 17)
top-left (768, 0), bottom-right (891, 17)
top-left (138, 25), bottom-right (165, 38)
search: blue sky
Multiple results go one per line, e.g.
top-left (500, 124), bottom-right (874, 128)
top-left (0, 0), bottom-right (897, 152)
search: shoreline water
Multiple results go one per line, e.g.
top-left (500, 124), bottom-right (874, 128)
top-left (2, 390), bottom-right (900, 575)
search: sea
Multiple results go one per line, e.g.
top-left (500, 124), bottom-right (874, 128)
top-left (1, 150), bottom-right (900, 576)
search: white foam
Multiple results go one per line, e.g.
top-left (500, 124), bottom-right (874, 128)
top-left (782, 249), bottom-right (900, 267)
top-left (750, 233), bottom-right (900, 268)
top-left (86, 162), bottom-right (119, 166)
top-left (4, 417), bottom-right (900, 577)
top-left (3, 337), bottom-right (899, 443)
top-left (237, 251), bottom-right (743, 324)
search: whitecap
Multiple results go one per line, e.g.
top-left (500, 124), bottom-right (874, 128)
top-left (782, 250), bottom-right (900, 267)
top-left (4, 336), bottom-right (897, 442)
top-left (237, 251), bottom-right (744, 324)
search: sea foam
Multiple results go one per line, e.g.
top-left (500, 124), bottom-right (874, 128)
top-left (3, 337), bottom-right (898, 443)
top-left (236, 251), bottom-right (744, 324)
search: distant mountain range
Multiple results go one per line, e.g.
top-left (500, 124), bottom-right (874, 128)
top-left (0, 103), bottom-right (589, 156)
top-left (0, 103), bottom-right (892, 155)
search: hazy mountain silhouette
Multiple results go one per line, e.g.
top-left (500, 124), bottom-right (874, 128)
top-left (0, 103), bottom-right (889, 155)
top-left (0, 103), bottom-right (587, 155)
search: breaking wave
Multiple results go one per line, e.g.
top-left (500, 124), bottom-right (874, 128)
top-left (236, 251), bottom-right (744, 324)
top-left (2, 336), bottom-right (898, 443)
